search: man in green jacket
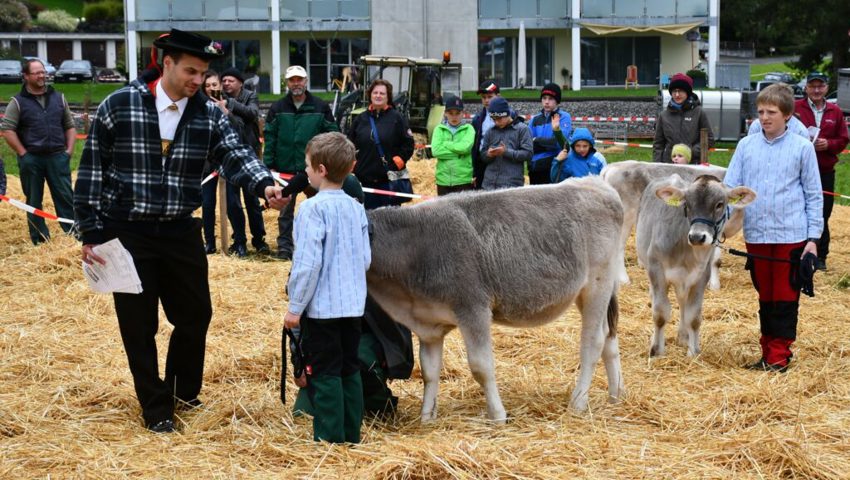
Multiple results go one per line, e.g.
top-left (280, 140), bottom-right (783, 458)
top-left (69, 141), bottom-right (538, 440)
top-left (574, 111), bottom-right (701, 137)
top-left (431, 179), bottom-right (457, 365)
top-left (263, 65), bottom-right (338, 259)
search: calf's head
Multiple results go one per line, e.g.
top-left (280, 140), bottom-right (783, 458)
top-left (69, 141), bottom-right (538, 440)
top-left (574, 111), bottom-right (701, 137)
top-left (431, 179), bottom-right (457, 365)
top-left (656, 174), bottom-right (756, 247)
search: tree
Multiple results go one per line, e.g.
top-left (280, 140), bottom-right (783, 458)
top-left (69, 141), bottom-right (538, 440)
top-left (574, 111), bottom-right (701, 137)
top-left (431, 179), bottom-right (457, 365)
top-left (719, 0), bottom-right (804, 56)
top-left (0, 0), bottom-right (31, 32)
top-left (785, 0), bottom-right (850, 88)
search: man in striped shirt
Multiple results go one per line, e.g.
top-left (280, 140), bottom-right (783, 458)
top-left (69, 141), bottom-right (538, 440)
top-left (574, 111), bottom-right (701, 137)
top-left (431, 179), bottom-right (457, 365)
top-left (74, 29), bottom-right (288, 433)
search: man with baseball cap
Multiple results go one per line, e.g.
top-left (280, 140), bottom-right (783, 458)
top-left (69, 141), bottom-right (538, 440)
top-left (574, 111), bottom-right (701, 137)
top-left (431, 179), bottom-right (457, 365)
top-left (74, 28), bottom-right (288, 433)
top-left (794, 72), bottom-right (849, 270)
top-left (263, 64), bottom-right (338, 260)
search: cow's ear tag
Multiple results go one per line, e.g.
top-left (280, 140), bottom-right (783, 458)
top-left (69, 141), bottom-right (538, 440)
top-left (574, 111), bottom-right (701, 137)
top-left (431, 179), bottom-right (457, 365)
top-left (666, 197), bottom-right (681, 207)
top-left (729, 196), bottom-right (741, 205)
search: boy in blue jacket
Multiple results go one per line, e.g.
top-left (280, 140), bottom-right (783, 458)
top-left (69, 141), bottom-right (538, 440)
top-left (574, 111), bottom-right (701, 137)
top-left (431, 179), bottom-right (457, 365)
top-left (529, 83), bottom-right (572, 184)
top-left (550, 127), bottom-right (607, 183)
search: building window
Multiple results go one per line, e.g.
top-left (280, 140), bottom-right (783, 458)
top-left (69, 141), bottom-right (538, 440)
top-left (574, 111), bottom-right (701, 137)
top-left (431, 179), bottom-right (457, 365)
top-left (479, 0), bottom-right (569, 18)
top-left (289, 38), bottom-right (369, 91)
top-left (580, 36), bottom-right (660, 86)
top-left (581, 0), bottom-right (708, 17)
top-left (281, 0), bottom-right (370, 20)
top-left (479, 36), bottom-right (553, 88)
top-left (204, 40), bottom-right (261, 73)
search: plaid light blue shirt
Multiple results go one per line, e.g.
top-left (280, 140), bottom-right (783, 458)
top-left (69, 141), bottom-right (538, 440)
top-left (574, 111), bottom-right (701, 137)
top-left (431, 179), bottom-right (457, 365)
top-left (287, 189), bottom-right (371, 318)
top-left (724, 129), bottom-right (823, 244)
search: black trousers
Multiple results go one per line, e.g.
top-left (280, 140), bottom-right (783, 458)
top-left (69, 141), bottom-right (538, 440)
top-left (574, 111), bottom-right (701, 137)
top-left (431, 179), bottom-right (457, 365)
top-left (302, 316), bottom-right (361, 378)
top-left (819, 171), bottom-right (835, 261)
top-left (106, 219), bottom-right (213, 425)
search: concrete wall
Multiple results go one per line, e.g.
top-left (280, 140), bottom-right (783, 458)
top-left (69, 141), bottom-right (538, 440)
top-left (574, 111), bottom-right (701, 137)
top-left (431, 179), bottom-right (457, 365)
top-left (661, 35), bottom-right (698, 78)
top-left (371, 0), bottom-right (478, 91)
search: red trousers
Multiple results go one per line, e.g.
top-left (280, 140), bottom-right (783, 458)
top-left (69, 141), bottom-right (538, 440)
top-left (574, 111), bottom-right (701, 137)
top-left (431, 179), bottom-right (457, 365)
top-left (745, 242), bottom-right (805, 366)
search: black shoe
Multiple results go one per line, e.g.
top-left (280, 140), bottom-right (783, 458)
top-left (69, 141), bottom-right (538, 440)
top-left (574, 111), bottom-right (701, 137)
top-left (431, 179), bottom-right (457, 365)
top-left (228, 244), bottom-right (248, 257)
top-left (253, 240), bottom-right (271, 255)
top-left (205, 243), bottom-right (217, 254)
top-left (276, 251), bottom-right (292, 261)
top-left (147, 419), bottom-right (175, 433)
top-left (816, 258), bottom-right (827, 271)
top-left (744, 358), bottom-right (789, 373)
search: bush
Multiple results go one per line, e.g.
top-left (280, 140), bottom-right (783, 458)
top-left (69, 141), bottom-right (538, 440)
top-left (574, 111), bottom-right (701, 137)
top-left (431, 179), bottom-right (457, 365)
top-left (83, 0), bottom-right (122, 23)
top-left (0, 0), bottom-right (32, 31)
top-left (35, 9), bottom-right (78, 32)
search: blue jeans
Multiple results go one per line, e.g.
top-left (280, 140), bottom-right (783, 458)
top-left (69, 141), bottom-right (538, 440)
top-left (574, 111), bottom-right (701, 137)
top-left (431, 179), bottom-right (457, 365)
top-left (202, 177), bottom-right (266, 248)
top-left (17, 151), bottom-right (75, 244)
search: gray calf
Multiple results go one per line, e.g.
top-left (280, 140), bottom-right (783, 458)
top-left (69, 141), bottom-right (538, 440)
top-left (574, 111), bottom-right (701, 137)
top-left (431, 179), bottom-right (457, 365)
top-left (366, 177), bottom-right (624, 422)
top-left (601, 160), bottom-right (743, 288)
top-left (636, 174), bottom-right (755, 357)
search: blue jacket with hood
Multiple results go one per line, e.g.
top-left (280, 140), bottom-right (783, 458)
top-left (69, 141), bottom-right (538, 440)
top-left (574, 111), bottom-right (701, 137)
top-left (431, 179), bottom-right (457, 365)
top-left (550, 127), bottom-right (607, 183)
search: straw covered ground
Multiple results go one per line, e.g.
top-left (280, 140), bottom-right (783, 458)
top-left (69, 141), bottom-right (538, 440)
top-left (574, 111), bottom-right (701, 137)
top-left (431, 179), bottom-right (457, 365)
top-left (1, 160), bottom-right (849, 479)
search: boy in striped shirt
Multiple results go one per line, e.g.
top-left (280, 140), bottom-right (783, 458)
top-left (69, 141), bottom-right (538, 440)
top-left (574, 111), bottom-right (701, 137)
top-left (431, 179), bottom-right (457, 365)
top-left (284, 132), bottom-right (371, 442)
top-left (724, 83), bottom-right (822, 372)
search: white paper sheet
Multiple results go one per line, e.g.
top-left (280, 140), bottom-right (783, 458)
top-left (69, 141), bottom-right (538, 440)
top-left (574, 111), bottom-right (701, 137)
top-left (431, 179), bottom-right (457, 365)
top-left (82, 238), bottom-right (143, 294)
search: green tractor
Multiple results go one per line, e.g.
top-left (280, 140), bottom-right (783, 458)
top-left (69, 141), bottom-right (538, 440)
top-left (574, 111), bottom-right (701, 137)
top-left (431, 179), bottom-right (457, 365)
top-left (331, 55), bottom-right (462, 140)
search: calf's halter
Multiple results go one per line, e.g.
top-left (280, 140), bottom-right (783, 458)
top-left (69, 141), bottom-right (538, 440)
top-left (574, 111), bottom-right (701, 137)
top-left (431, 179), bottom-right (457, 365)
top-left (684, 203), bottom-right (730, 246)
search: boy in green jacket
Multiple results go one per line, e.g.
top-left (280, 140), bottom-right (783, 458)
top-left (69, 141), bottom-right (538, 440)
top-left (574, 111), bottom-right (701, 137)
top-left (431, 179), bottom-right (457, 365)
top-left (431, 95), bottom-right (475, 195)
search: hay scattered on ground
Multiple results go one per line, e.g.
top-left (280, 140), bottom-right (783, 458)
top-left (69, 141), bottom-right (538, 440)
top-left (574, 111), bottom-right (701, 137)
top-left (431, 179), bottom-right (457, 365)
top-left (1, 162), bottom-right (849, 478)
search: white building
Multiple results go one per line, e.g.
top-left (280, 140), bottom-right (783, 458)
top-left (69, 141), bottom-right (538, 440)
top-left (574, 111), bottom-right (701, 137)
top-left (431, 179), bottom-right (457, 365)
top-left (125, 0), bottom-right (720, 94)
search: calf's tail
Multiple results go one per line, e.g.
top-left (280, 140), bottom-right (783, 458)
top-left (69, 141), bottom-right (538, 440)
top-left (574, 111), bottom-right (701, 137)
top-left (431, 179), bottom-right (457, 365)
top-left (607, 291), bottom-right (619, 338)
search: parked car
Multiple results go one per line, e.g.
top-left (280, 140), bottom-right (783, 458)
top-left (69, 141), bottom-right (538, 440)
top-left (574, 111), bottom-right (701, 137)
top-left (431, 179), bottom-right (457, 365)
top-left (96, 68), bottom-right (126, 83)
top-left (763, 71), bottom-right (795, 84)
top-left (0, 59), bottom-right (21, 83)
top-left (22, 56), bottom-right (56, 79)
top-left (54, 60), bottom-right (94, 83)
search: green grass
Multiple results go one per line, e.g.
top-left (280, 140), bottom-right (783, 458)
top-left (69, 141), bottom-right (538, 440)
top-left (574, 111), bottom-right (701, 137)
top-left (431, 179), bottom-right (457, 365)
top-left (0, 83), bottom-right (122, 105)
top-left (749, 62), bottom-right (798, 80)
top-left (31, 0), bottom-right (84, 17)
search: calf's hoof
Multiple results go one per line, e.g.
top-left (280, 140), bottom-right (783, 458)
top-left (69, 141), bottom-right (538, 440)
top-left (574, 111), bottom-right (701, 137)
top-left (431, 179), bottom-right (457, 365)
top-left (487, 408), bottom-right (508, 424)
top-left (421, 410), bottom-right (437, 423)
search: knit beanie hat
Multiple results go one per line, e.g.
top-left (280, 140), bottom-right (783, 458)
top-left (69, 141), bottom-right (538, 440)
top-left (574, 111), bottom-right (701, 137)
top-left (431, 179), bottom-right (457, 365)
top-left (220, 67), bottom-right (244, 83)
top-left (671, 143), bottom-right (692, 162)
top-left (488, 96), bottom-right (511, 117)
top-left (540, 83), bottom-right (562, 103)
top-left (668, 73), bottom-right (693, 95)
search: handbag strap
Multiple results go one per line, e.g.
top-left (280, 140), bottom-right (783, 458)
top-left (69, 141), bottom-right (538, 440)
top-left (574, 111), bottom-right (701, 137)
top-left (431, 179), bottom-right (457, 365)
top-left (368, 115), bottom-right (388, 167)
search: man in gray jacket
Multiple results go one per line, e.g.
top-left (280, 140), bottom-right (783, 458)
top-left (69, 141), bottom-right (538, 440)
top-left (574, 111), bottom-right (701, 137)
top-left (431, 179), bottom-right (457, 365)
top-left (218, 67), bottom-right (268, 256)
top-left (479, 96), bottom-right (533, 189)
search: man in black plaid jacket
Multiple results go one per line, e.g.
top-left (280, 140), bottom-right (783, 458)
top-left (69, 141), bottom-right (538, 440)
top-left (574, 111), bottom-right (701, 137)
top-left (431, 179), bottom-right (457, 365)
top-left (74, 29), bottom-right (288, 433)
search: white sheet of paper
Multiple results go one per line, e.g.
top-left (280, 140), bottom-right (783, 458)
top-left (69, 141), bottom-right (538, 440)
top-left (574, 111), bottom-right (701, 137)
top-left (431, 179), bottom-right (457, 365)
top-left (807, 126), bottom-right (820, 143)
top-left (82, 238), bottom-right (143, 294)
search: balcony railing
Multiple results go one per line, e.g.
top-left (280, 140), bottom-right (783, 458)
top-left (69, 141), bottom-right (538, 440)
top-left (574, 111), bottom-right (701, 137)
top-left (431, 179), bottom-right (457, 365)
top-left (478, 0), bottom-right (570, 19)
top-left (136, 0), bottom-right (271, 21)
top-left (581, 0), bottom-right (709, 18)
top-left (280, 0), bottom-right (370, 20)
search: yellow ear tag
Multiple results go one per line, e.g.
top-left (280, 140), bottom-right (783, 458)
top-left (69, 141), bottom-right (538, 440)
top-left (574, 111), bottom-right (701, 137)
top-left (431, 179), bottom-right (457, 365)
top-left (665, 197), bottom-right (681, 207)
top-left (729, 196), bottom-right (741, 205)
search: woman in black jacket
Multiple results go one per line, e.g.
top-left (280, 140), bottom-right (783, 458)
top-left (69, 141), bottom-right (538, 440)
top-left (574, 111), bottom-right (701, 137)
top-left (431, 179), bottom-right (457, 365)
top-left (347, 79), bottom-right (415, 210)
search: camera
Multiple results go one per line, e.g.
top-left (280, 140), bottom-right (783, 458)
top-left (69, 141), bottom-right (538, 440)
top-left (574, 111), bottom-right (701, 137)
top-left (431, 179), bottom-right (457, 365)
top-left (209, 89), bottom-right (222, 100)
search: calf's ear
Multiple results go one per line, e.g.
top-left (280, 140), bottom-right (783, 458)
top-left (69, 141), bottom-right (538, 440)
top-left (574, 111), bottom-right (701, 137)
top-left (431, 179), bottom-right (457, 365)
top-left (656, 185), bottom-right (685, 207)
top-left (727, 186), bottom-right (756, 208)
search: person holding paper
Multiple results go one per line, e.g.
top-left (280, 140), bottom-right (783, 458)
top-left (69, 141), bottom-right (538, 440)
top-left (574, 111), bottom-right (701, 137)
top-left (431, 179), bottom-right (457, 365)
top-left (794, 72), bottom-right (849, 271)
top-left (73, 29), bottom-right (288, 433)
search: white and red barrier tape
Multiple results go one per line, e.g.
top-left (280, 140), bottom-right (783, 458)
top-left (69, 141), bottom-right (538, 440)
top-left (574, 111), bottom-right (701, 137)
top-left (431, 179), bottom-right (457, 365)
top-left (0, 193), bottom-right (75, 224)
top-left (271, 170), bottom-right (431, 201)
